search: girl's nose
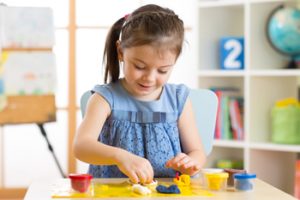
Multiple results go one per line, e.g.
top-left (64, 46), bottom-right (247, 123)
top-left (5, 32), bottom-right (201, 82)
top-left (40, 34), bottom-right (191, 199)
top-left (143, 70), bottom-right (156, 82)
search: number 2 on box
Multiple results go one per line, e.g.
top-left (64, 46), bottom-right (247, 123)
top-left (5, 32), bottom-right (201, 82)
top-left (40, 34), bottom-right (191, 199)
top-left (224, 39), bottom-right (242, 69)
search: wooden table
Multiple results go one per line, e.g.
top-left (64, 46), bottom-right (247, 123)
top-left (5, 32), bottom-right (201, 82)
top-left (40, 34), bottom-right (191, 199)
top-left (24, 178), bottom-right (297, 200)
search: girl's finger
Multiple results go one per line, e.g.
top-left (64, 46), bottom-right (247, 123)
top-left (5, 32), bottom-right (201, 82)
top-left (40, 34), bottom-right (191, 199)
top-left (165, 160), bottom-right (172, 167)
top-left (137, 170), bottom-right (147, 184)
top-left (146, 165), bottom-right (154, 183)
top-left (193, 164), bottom-right (201, 171)
top-left (178, 156), bottom-right (190, 166)
top-left (142, 168), bottom-right (152, 184)
top-left (182, 160), bottom-right (194, 169)
top-left (128, 171), bottom-right (139, 184)
top-left (173, 153), bottom-right (187, 162)
top-left (186, 164), bottom-right (201, 176)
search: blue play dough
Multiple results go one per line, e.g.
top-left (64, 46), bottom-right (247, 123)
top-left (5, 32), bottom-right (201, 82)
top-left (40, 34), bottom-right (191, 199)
top-left (156, 184), bottom-right (181, 194)
top-left (236, 179), bottom-right (253, 190)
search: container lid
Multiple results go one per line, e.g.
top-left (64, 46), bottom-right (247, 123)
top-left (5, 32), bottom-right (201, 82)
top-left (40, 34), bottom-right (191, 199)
top-left (224, 168), bottom-right (246, 174)
top-left (201, 168), bottom-right (224, 174)
top-left (234, 173), bottom-right (256, 179)
top-left (205, 172), bottom-right (229, 178)
top-left (69, 174), bottom-right (93, 180)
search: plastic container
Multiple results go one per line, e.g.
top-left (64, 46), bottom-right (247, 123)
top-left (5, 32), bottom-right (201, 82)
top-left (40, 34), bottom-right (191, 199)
top-left (224, 168), bottom-right (246, 186)
top-left (69, 174), bottom-right (93, 193)
top-left (200, 168), bottom-right (224, 187)
top-left (205, 172), bottom-right (229, 191)
top-left (234, 173), bottom-right (256, 191)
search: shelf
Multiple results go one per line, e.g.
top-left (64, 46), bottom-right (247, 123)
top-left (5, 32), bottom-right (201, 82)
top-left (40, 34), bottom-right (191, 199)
top-left (198, 0), bottom-right (244, 8)
top-left (250, 142), bottom-right (300, 153)
top-left (213, 139), bottom-right (246, 148)
top-left (206, 145), bottom-right (244, 168)
top-left (197, 0), bottom-right (299, 195)
top-left (198, 76), bottom-right (244, 93)
top-left (250, 69), bottom-right (300, 76)
top-left (198, 4), bottom-right (244, 70)
top-left (249, 77), bottom-right (298, 143)
top-left (197, 70), bottom-right (245, 77)
top-left (249, 0), bottom-right (295, 4)
top-left (249, 1), bottom-right (298, 70)
top-left (197, 69), bottom-right (300, 76)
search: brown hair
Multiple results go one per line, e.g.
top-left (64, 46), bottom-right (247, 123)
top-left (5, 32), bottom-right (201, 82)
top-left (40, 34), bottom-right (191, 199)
top-left (103, 4), bottom-right (184, 83)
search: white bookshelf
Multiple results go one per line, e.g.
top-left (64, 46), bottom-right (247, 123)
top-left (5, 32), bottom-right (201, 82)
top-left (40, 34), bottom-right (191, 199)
top-left (197, 0), bottom-right (300, 195)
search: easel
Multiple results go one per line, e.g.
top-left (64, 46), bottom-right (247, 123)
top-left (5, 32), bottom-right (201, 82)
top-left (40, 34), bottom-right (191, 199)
top-left (37, 123), bottom-right (65, 178)
top-left (0, 4), bottom-right (65, 178)
top-left (0, 95), bottom-right (66, 178)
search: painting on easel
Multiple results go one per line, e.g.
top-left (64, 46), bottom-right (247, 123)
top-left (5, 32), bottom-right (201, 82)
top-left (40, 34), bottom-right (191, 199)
top-left (0, 5), bottom-right (56, 124)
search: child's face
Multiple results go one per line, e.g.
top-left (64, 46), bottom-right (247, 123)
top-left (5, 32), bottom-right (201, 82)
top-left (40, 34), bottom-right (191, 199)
top-left (120, 44), bottom-right (176, 99)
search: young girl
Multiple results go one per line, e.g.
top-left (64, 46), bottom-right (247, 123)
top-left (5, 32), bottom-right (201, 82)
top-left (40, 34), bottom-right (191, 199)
top-left (73, 4), bottom-right (206, 184)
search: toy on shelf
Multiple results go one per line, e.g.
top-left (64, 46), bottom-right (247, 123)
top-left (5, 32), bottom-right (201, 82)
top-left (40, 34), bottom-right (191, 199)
top-left (271, 98), bottom-right (300, 144)
top-left (266, 5), bottom-right (300, 69)
top-left (219, 37), bottom-right (244, 70)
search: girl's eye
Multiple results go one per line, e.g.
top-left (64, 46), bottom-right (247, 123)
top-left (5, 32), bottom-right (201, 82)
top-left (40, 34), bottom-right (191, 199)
top-left (158, 70), bottom-right (168, 74)
top-left (134, 64), bottom-right (144, 70)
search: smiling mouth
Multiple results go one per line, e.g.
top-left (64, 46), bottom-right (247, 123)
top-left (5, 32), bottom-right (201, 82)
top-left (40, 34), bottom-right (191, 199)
top-left (138, 83), bottom-right (152, 89)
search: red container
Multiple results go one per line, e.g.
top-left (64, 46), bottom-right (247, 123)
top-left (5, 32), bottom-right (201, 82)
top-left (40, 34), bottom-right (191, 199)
top-left (69, 174), bottom-right (93, 193)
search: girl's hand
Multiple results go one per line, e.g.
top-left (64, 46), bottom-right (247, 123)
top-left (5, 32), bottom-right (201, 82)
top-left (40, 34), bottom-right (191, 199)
top-left (165, 153), bottom-right (201, 176)
top-left (116, 150), bottom-right (154, 184)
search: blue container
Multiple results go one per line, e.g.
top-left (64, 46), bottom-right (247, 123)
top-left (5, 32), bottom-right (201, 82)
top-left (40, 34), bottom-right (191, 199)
top-left (234, 173), bottom-right (256, 191)
top-left (220, 37), bottom-right (244, 70)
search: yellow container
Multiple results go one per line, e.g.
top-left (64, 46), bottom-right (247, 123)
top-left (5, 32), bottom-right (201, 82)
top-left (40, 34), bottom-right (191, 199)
top-left (201, 168), bottom-right (224, 187)
top-left (205, 172), bottom-right (229, 191)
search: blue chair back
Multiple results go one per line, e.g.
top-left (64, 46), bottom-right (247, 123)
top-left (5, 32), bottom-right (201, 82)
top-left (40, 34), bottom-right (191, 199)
top-left (189, 89), bottom-right (218, 155)
top-left (80, 89), bottom-right (218, 155)
top-left (80, 90), bottom-right (93, 118)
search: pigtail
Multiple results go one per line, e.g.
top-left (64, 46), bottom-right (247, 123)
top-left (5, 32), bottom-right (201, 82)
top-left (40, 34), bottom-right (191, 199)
top-left (103, 17), bottom-right (125, 83)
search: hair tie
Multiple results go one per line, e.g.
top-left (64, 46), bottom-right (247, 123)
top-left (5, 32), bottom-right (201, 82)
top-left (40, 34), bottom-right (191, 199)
top-left (124, 14), bottom-right (130, 20)
top-left (119, 14), bottom-right (131, 41)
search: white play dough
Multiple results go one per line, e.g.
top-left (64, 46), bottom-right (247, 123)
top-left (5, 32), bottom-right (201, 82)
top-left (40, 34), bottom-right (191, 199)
top-left (132, 184), bottom-right (151, 195)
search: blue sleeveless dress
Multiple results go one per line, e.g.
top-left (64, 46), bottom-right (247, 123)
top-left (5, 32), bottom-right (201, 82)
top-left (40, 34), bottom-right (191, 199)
top-left (88, 80), bottom-right (190, 178)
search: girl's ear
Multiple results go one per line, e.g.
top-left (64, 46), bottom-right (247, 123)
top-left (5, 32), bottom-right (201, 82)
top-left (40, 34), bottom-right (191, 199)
top-left (116, 40), bottom-right (123, 61)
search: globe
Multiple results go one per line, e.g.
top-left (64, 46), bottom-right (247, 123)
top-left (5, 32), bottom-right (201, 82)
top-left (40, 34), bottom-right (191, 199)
top-left (266, 5), bottom-right (300, 68)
